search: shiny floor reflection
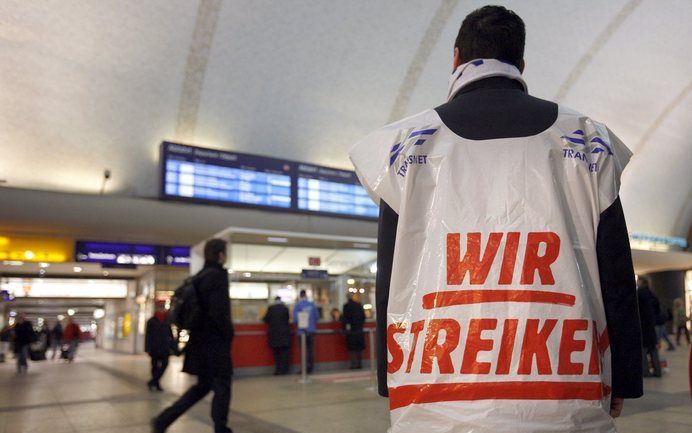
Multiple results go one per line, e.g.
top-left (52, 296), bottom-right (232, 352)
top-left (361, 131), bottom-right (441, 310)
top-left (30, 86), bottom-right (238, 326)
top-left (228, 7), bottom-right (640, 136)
top-left (0, 344), bottom-right (689, 432)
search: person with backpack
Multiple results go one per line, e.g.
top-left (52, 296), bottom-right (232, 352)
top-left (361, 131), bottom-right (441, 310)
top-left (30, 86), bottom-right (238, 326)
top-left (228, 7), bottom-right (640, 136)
top-left (293, 290), bottom-right (319, 374)
top-left (145, 301), bottom-right (175, 391)
top-left (153, 238), bottom-right (234, 433)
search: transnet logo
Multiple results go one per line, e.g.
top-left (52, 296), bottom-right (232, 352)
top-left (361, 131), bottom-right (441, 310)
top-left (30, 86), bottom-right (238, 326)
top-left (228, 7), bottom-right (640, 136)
top-left (560, 130), bottom-right (613, 155)
top-left (386, 231), bottom-right (611, 410)
top-left (389, 128), bottom-right (437, 166)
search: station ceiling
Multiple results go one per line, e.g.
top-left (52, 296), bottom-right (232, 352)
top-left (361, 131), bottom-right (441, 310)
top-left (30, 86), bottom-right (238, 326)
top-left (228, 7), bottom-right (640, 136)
top-left (0, 0), bottom-right (690, 238)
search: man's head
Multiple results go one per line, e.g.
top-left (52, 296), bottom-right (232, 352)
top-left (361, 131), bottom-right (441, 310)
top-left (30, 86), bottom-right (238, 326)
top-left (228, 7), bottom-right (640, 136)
top-left (299, 289), bottom-right (307, 299)
top-left (204, 238), bottom-right (227, 264)
top-left (454, 5), bottom-right (525, 71)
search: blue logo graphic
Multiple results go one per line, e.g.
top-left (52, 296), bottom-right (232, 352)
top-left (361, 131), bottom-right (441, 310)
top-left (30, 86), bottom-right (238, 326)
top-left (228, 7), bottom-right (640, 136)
top-left (560, 130), bottom-right (613, 155)
top-left (389, 128), bottom-right (437, 166)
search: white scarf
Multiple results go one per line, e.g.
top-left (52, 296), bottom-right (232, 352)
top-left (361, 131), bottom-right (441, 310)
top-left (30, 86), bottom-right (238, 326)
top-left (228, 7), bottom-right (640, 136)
top-left (446, 58), bottom-right (527, 101)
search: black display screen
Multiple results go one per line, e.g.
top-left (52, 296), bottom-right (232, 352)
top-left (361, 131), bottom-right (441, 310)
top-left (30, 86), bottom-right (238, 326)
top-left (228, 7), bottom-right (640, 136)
top-left (160, 142), bottom-right (377, 220)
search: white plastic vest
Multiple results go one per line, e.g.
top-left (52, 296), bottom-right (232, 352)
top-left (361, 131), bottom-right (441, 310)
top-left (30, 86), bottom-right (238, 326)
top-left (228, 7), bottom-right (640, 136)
top-left (350, 105), bottom-right (631, 433)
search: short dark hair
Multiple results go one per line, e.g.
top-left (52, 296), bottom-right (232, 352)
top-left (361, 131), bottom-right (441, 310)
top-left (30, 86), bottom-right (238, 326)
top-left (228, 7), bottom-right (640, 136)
top-left (455, 5), bottom-right (525, 69)
top-left (204, 238), bottom-right (227, 262)
top-left (299, 289), bottom-right (307, 298)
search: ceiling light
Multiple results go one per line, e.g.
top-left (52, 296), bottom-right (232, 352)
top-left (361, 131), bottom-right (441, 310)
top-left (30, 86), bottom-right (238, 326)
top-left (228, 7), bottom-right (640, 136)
top-left (73, 266), bottom-right (83, 273)
top-left (39, 262), bottom-right (50, 268)
top-left (3, 260), bottom-right (24, 266)
top-left (57, 314), bottom-right (65, 321)
top-left (363, 304), bottom-right (373, 310)
top-left (39, 269), bottom-right (46, 276)
top-left (93, 309), bottom-right (105, 319)
top-left (347, 278), bottom-right (356, 285)
top-left (67, 308), bottom-right (76, 316)
top-left (24, 250), bottom-right (35, 260)
top-left (103, 271), bottom-right (109, 277)
top-left (242, 272), bottom-right (252, 278)
top-left (228, 269), bottom-right (234, 274)
top-left (267, 237), bottom-right (288, 243)
top-left (369, 263), bottom-right (377, 274)
top-left (359, 288), bottom-right (365, 294)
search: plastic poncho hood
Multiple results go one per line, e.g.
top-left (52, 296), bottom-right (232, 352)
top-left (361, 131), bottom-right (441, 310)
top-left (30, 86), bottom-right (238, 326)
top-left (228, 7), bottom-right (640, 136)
top-left (349, 59), bottom-right (631, 433)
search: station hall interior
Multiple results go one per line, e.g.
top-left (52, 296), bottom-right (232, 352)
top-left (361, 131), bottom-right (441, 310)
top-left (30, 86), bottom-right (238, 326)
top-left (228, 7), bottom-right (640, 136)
top-left (1, 1), bottom-right (691, 433)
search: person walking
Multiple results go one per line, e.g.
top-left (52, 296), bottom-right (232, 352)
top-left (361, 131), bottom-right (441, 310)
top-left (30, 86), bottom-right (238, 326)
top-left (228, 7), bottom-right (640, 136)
top-left (654, 297), bottom-right (675, 351)
top-left (263, 296), bottom-right (292, 375)
top-left (153, 238), bottom-right (234, 433)
top-left (145, 302), bottom-right (175, 391)
top-left (638, 279), bottom-right (662, 377)
top-left (50, 320), bottom-right (63, 360)
top-left (62, 317), bottom-right (82, 362)
top-left (0, 324), bottom-right (11, 363)
top-left (350, 5), bottom-right (642, 431)
top-left (293, 290), bottom-right (319, 374)
top-left (673, 298), bottom-right (690, 346)
top-left (342, 293), bottom-right (366, 369)
top-left (13, 313), bottom-right (36, 374)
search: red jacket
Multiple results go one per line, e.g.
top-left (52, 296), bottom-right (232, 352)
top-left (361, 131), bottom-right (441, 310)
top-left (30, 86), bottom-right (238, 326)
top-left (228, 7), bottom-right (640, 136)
top-left (63, 322), bottom-right (82, 342)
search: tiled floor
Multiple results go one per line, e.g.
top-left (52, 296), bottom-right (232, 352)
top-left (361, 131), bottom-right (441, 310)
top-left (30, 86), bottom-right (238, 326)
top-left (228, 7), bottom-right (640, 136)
top-left (0, 344), bottom-right (689, 432)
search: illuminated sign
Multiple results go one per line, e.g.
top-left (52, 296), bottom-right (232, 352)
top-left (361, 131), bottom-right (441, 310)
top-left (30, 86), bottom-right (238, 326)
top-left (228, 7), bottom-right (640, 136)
top-left (229, 282), bottom-right (269, 299)
top-left (0, 235), bottom-right (73, 262)
top-left (75, 242), bottom-right (190, 267)
top-left (160, 142), bottom-right (378, 220)
top-left (1, 277), bottom-right (128, 298)
top-left (630, 232), bottom-right (688, 251)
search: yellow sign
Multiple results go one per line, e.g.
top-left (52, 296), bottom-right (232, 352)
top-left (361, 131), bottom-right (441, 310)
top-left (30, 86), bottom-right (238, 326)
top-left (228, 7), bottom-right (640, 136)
top-left (0, 235), bottom-right (73, 263)
top-left (122, 313), bottom-right (132, 337)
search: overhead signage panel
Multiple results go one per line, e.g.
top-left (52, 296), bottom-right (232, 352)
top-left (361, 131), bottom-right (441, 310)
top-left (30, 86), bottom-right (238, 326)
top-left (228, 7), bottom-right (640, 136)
top-left (0, 235), bottom-right (73, 263)
top-left (75, 241), bottom-right (190, 267)
top-left (159, 142), bottom-right (378, 220)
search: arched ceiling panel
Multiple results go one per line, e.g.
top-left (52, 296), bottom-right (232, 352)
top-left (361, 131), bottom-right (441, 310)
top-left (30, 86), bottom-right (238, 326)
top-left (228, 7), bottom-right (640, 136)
top-left (0, 0), bottom-right (689, 238)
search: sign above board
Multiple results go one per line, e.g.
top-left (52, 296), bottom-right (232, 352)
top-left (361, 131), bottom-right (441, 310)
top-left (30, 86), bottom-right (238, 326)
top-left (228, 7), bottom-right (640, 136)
top-left (75, 241), bottom-right (190, 267)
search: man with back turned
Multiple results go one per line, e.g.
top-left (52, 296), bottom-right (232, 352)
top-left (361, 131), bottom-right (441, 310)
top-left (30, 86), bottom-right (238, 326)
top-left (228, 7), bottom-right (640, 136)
top-left (350, 5), bottom-right (642, 433)
top-left (153, 238), bottom-right (234, 433)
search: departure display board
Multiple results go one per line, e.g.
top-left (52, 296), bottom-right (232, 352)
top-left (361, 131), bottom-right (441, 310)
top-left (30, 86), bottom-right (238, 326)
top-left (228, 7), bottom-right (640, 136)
top-left (160, 142), bottom-right (378, 220)
top-left (162, 142), bottom-right (292, 209)
top-left (296, 164), bottom-right (378, 218)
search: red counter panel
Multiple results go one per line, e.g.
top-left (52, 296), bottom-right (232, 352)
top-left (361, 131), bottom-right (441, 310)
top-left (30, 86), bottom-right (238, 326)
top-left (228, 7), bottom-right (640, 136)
top-left (232, 321), bottom-right (376, 368)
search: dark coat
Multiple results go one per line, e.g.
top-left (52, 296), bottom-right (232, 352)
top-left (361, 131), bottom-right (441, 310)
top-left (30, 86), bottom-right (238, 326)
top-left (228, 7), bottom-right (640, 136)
top-left (342, 299), bottom-right (366, 351)
top-left (145, 315), bottom-right (174, 358)
top-left (14, 321), bottom-right (36, 353)
top-left (263, 302), bottom-right (291, 348)
top-left (182, 261), bottom-right (234, 378)
top-left (637, 287), bottom-right (659, 348)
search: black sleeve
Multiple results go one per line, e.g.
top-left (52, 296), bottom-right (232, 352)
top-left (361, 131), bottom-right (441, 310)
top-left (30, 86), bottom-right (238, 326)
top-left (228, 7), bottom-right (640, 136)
top-left (144, 319), bottom-right (151, 353)
top-left (596, 197), bottom-right (643, 399)
top-left (207, 272), bottom-right (233, 342)
top-left (376, 200), bottom-right (399, 397)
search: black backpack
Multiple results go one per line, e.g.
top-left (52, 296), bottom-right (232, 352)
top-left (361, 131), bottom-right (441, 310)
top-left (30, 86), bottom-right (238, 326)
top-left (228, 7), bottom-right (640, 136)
top-left (168, 270), bottom-right (209, 331)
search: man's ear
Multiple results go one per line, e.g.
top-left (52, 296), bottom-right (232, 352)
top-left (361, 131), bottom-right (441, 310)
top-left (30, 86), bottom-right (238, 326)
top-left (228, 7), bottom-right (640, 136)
top-left (518, 59), bottom-right (525, 73)
top-left (453, 47), bottom-right (461, 70)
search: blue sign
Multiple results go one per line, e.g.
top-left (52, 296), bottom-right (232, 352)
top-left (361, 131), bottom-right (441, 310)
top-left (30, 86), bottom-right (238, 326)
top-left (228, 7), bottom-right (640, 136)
top-left (300, 269), bottom-right (329, 280)
top-left (75, 241), bottom-right (190, 267)
top-left (160, 142), bottom-right (378, 220)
